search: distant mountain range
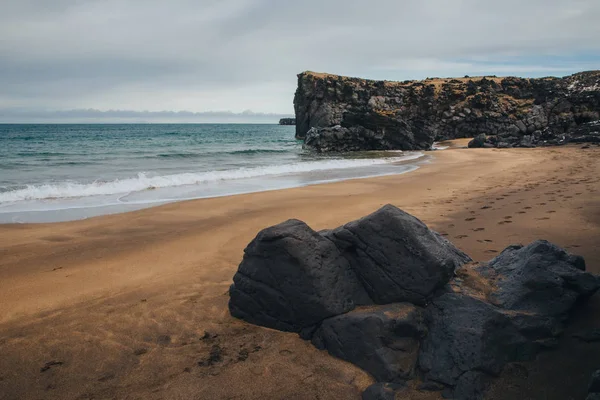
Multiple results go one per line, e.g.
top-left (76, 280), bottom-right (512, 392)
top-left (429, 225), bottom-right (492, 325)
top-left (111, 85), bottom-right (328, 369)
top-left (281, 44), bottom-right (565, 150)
top-left (0, 108), bottom-right (295, 124)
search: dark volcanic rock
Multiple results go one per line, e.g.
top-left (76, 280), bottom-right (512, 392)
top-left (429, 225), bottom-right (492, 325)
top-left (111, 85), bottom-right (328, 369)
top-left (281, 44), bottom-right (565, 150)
top-left (418, 293), bottom-right (532, 388)
top-left (294, 70), bottom-right (600, 151)
top-left (478, 240), bottom-right (600, 338)
top-left (323, 204), bottom-right (472, 305)
top-left (468, 133), bottom-right (487, 148)
top-left (228, 208), bottom-right (600, 400)
top-left (453, 371), bottom-right (493, 400)
top-left (570, 120), bottom-right (600, 143)
top-left (312, 303), bottom-right (426, 382)
top-left (362, 382), bottom-right (405, 400)
top-left (229, 219), bottom-right (370, 332)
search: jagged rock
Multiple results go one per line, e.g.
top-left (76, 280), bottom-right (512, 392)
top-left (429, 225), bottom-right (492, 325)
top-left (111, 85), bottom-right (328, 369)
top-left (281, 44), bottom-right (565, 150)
top-left (229, 219), bottom-right (370, 333)
top-left (294, 70), bottom-right (600, 151)
top-left (312, 303), bottom-right (426, 382)
top-left (323, 205), bottom-right (472, 305)
top-left (362, 382), bottom-right (405, 400)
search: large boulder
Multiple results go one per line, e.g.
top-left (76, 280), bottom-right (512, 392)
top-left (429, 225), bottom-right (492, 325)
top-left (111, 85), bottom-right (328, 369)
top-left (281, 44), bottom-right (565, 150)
top-left (312, 303), bottom-right (427, 382)
top-left (324, 205), bottom-right (472, 305)
top-left (228, 219), bottom-right (370, 333)
top-left (478, 240), bottom-right (600, 338)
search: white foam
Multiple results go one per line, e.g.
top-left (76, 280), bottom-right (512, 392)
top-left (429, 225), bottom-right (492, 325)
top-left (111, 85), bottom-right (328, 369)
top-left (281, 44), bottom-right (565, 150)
top-left (0, 153), bottom-right (423, 203)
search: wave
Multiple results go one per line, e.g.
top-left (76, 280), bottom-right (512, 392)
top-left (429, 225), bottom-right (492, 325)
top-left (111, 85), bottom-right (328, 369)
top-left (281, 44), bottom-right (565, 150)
top-left (0, 154), bottom-right (423, 203)
top-left (154, 149), bottom-right (292, 158)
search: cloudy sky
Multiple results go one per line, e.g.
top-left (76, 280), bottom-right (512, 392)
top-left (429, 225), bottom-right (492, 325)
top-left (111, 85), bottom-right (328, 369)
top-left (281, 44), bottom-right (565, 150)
top-left (1, 0), bottom-right (599, 121)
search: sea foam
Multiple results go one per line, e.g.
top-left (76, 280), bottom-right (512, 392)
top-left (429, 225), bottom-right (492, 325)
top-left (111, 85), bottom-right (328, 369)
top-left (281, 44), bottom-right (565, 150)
top-left (0, 154), bottom-right (423, 203)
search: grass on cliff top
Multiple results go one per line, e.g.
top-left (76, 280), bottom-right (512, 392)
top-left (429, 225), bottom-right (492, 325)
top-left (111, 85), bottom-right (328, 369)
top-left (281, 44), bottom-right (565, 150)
top-left (302, 70), bottom-right (507, 86)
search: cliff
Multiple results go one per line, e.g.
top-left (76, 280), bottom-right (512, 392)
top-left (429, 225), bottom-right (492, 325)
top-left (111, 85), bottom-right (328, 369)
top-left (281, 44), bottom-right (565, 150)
top-left (294, 70), bottom-right (600, 151)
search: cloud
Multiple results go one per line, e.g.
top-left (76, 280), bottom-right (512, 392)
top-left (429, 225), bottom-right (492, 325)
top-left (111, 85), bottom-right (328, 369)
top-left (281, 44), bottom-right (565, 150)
top-left (0, 0), bottom-right (599, 120)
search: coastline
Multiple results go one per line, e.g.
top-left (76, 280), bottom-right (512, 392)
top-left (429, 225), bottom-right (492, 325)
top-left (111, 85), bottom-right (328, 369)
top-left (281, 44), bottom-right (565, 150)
top-left (1, 143), bottom-right (599, 399)
top-left (0, 150), bottom-right (427, 224)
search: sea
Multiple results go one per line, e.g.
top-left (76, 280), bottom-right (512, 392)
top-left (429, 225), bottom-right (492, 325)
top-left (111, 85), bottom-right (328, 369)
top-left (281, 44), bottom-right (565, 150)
top-left (0, 124), bottom-right (428, 223)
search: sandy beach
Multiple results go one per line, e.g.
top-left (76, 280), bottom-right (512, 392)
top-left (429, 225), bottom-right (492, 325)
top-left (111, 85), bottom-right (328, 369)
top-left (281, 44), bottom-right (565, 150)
top-left (1, 143), bottom-right (599, 400)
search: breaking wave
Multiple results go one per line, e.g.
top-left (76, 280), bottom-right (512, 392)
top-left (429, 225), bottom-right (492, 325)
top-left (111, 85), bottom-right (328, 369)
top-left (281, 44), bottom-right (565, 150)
top-left (0, 153), bottom-right (423, 203)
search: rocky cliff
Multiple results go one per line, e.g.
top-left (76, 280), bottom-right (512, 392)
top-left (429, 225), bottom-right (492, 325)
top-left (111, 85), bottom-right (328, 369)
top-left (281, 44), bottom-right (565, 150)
top-left (294, 71), bottom-right (600, 151)
top-left (278, 118), bottom-right (296, 125)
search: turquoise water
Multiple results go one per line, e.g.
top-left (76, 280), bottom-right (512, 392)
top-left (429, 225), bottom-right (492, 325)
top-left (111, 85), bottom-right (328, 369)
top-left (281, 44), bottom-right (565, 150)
top-left (0, 124), bottom-right (424, 223)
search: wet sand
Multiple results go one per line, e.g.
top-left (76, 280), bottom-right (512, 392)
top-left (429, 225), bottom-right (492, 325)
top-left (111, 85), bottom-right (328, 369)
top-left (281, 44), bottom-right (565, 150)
top-left (0, 143), bottom-right (599, 400)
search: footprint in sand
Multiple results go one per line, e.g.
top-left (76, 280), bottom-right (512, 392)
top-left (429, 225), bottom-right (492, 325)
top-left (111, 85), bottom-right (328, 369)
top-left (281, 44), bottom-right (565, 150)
top-left (455, 235), bottom-right (469, 239)
top-left (524, 207), bottom-right (532, 210)
top-left (498, 221), bottom-right (513, 225)
top-left (517, 211), bottom-right (526, 214)
top-left (535, 217), bottom-right (550, 221)
top-left (481, 206), bottom-right (492, 210)
top-left (484, 239), bottom-right (494, 243)
top-left (547, 211), bottom-right (556, 214)
top-left (465, 217), bottom-right (476, 221)
top-left (485, 250), bottom-right (499, 254)
top-left (537, 203), bottom-right (547, 205)
top-left (504, 216), bottom-right (512, 219)
top-left (472, 228), bottom-right (485, 232)
top-left (448, 224), bottom-right (455, 228)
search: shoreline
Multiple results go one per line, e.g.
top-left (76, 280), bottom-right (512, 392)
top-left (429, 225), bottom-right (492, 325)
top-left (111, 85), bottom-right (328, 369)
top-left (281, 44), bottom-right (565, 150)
top-left (0, 151), bottom-right (428, 224)
top-left (1, 143), bottom-right (599, 399)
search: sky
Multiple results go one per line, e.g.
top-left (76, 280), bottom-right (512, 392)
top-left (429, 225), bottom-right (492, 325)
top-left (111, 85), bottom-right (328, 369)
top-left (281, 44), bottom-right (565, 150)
top-left (1, 0), bottom-right (599, 122)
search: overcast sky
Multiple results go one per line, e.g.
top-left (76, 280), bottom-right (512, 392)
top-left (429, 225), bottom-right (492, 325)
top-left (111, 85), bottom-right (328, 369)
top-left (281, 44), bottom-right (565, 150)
top-left (1, 0), bottom-right (599, 121)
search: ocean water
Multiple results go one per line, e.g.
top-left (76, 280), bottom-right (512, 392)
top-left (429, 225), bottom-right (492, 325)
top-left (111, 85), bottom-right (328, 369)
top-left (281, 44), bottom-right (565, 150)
top-left (0, 124), bottom-right (426, 223)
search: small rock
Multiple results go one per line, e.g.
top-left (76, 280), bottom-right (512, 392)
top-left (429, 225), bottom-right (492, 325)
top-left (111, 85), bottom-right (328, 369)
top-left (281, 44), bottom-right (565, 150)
top-left (201, 331), bottom-right (218, 341)
top-left (468, 134), bottom-right (487, 148)
top-left (133, 348), bottom-right (148, 356)
top-left (40, 361), bottom-right (63, 373)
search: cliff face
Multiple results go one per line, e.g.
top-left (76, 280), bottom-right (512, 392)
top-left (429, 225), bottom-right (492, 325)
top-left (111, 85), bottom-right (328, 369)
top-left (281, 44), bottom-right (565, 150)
top-left (294, 71), bottom-right (600, 151)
